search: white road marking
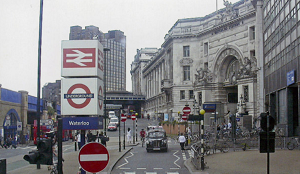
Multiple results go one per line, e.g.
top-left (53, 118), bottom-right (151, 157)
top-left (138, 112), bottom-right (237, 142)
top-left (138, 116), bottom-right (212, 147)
top-left (170, 168), bottom-right (180, 170)
top-left (173, 150), bottom-right (181, 168)
top-left (182, 152), bottom-right (186, 161)
top-left (153, 168), bottom-right (163, 169)
top-left (137, 168), bottom-right (146, 169)
top-left (117, 152), bottom-right (134, 169)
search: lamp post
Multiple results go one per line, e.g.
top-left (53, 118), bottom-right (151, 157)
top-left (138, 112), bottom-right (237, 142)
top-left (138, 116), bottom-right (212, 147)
top-left (36, 0), bottom-right (44, 169)
top-left (177, 111), bottom-right (181, 135)
top-left (135, 113), bottom-right (138, 142)
top-left (103, 48), bottom-right (110, 136)
top-left (199, 109), bottom-right (205, 170)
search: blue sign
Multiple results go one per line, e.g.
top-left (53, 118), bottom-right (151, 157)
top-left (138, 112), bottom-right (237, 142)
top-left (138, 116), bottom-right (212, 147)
top-left (287, 70), bottom-right (295, 86)
top-left (63, 117), bottom-right (103, 130)
top-left (203, 104), bottom-right (216, 112)
top-left (164, 114), bottom-right (168, 121)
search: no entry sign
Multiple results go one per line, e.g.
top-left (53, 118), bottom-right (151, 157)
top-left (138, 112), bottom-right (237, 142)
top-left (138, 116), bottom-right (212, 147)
top-left (121, 114), bottom-right (126, 122)
top-left (131, 114), bottom-right (136, 121)
top-left (182, 114), bottom-right (188, 121)
top-left (78, 142), bottom-right (109, 173)
top-left (182, 106), bottom-right (191, 115)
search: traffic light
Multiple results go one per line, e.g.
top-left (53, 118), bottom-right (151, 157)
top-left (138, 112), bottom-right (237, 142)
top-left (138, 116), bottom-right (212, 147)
top-left (260, 112), bottom-right (275, 132)
top-left (259, 112), bottom-right (275, 153)
top-left (23, 150), bottom-right (39, 164)
top-left (37, 139), bottom-right (53, 165)
top-left (23, 139), bottom-right (53, 165)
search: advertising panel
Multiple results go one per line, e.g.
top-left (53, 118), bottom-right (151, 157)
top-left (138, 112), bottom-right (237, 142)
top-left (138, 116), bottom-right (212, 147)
top-left (61, 78), bottom-right (103, 115)
top-left (61, 40), bottom-right (104, 79)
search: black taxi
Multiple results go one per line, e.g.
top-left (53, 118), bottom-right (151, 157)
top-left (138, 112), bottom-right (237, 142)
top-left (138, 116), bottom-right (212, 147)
top-left (146, 129), bottom-right (168, 152)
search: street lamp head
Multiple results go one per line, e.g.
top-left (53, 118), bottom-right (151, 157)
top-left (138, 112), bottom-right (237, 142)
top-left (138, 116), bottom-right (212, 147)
top-left (200, 109), bottom-right (205, 115)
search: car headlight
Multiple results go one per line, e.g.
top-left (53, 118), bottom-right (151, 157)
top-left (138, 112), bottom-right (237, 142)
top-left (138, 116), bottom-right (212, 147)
top-left (162, 139), bottom-right (167, 144)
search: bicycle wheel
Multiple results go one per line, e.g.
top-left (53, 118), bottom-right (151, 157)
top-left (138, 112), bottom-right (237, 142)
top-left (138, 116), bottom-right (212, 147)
top-left (287, 141), bottom-right (295, 150)
top-left (221, 143), bottom-right (229, 153)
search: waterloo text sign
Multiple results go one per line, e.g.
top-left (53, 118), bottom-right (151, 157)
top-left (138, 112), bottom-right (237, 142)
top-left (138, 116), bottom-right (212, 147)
top-left (62, 117), bottom-right (103, 130)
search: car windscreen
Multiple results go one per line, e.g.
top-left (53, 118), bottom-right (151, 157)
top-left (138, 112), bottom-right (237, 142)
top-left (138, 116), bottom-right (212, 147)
top-left (148, 132), bottom-right (165, 138)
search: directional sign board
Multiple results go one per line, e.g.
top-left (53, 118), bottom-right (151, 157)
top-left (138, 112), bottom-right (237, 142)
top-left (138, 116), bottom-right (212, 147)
top-left (61, 40), bottom-right (104, 79)
top-left (61, 78), bottom-right (103, 115)
top-left (79, 142), bottom-right (109, 173)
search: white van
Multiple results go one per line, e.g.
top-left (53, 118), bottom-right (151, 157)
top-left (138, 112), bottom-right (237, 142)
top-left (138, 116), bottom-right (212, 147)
top-left (108, 111), bottom-right (116, 118)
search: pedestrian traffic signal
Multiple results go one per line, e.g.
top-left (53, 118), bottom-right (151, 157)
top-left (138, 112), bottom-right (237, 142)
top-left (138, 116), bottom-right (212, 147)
top-left (23, 150), bottom-right (39, 164)
top-left (23, 139), bottom-right (53, 165)
top-left (260, 112), bottom-right (275, 132)
top-left (37, 139), bottom-right (53, 165)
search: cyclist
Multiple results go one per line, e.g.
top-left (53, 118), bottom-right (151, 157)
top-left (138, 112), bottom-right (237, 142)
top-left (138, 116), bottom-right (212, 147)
top-left (140, 129), bottom-right (146, 143)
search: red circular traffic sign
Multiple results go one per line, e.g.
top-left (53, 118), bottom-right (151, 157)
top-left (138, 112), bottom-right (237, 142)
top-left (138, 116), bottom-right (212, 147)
top-left (182, 114), bottom-right (188, 121)
top-left (131, 114), bottom-right (136, 121)
top-left (67, 84), bottom-right (91, 109)
top-left (182, 106), bottom-right (191, 115)
top-left (78, 142), bottom-right (109, 173)
top-left (121, 114), bottom-right (126, 122)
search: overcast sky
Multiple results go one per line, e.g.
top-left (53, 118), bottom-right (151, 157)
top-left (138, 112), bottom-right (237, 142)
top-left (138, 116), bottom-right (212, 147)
top-left (0, 0), bottom-right (240, 97)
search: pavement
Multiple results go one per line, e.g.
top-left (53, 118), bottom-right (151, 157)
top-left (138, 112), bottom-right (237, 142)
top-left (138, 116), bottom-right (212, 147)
top-left (6, 137), bottom-right (136, 174)
top-left (184, 148), bottom-right (300, 174)
top-left (5, 138), bottom-right (300, 174)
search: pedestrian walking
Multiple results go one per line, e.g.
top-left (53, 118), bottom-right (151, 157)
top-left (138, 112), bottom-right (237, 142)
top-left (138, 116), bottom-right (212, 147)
top-left (127, 128), bottom-right (132, 144)
top-left (178, 133), bottom-right (186, 151)
top-left (76, 131), bottom-right (81, 149)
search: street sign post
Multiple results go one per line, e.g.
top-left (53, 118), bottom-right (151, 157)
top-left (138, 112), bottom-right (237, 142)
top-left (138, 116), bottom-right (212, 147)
top-left (78, 142), bottom-right (109, 173)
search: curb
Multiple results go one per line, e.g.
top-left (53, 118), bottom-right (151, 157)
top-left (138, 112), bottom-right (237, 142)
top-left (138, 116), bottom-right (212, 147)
top-left (107, 147), bottom-right (133, 173)
top-left (107, 143), bottom-right (139, 173)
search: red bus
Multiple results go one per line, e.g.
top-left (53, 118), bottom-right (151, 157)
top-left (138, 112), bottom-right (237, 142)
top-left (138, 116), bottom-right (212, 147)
top-left (33, 120), bottom-right (51, 145)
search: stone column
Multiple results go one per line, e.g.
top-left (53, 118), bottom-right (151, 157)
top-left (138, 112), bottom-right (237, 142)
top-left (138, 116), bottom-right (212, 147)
top-left (19, 90), bottom-right (28, 144)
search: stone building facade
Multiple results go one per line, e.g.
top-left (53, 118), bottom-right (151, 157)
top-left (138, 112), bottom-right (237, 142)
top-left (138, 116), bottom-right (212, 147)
top-left (131, 0), bottom-right (264, 128)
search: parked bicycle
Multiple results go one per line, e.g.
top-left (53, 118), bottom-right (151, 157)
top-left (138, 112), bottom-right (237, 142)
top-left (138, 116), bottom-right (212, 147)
top-left (287, 137), bottom-right (300, 150)
top-left (213, 140), bottom-right (229, 153)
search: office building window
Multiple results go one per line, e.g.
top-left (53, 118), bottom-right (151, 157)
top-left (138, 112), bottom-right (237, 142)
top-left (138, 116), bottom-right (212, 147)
top-left (189, 90), bottom-right (194, 100)
top-left (183, 66), bottom-right (190, 81)
top-left (180, 90), bottom-right (185, 100)
top-left (249, 26), bottom-right (255, 40)
top-left (183, 46), bottom-right (190, 57)
top-left (204, 42), bottom-right (209, 56)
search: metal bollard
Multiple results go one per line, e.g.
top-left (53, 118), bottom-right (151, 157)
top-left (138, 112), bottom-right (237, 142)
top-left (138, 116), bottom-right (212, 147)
top-left (0, 158), bottom-right (6, 174)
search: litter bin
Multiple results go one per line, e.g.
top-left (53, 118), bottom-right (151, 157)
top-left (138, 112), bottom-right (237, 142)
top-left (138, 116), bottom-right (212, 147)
top-left (0, 159), bottom-right (6, 174)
